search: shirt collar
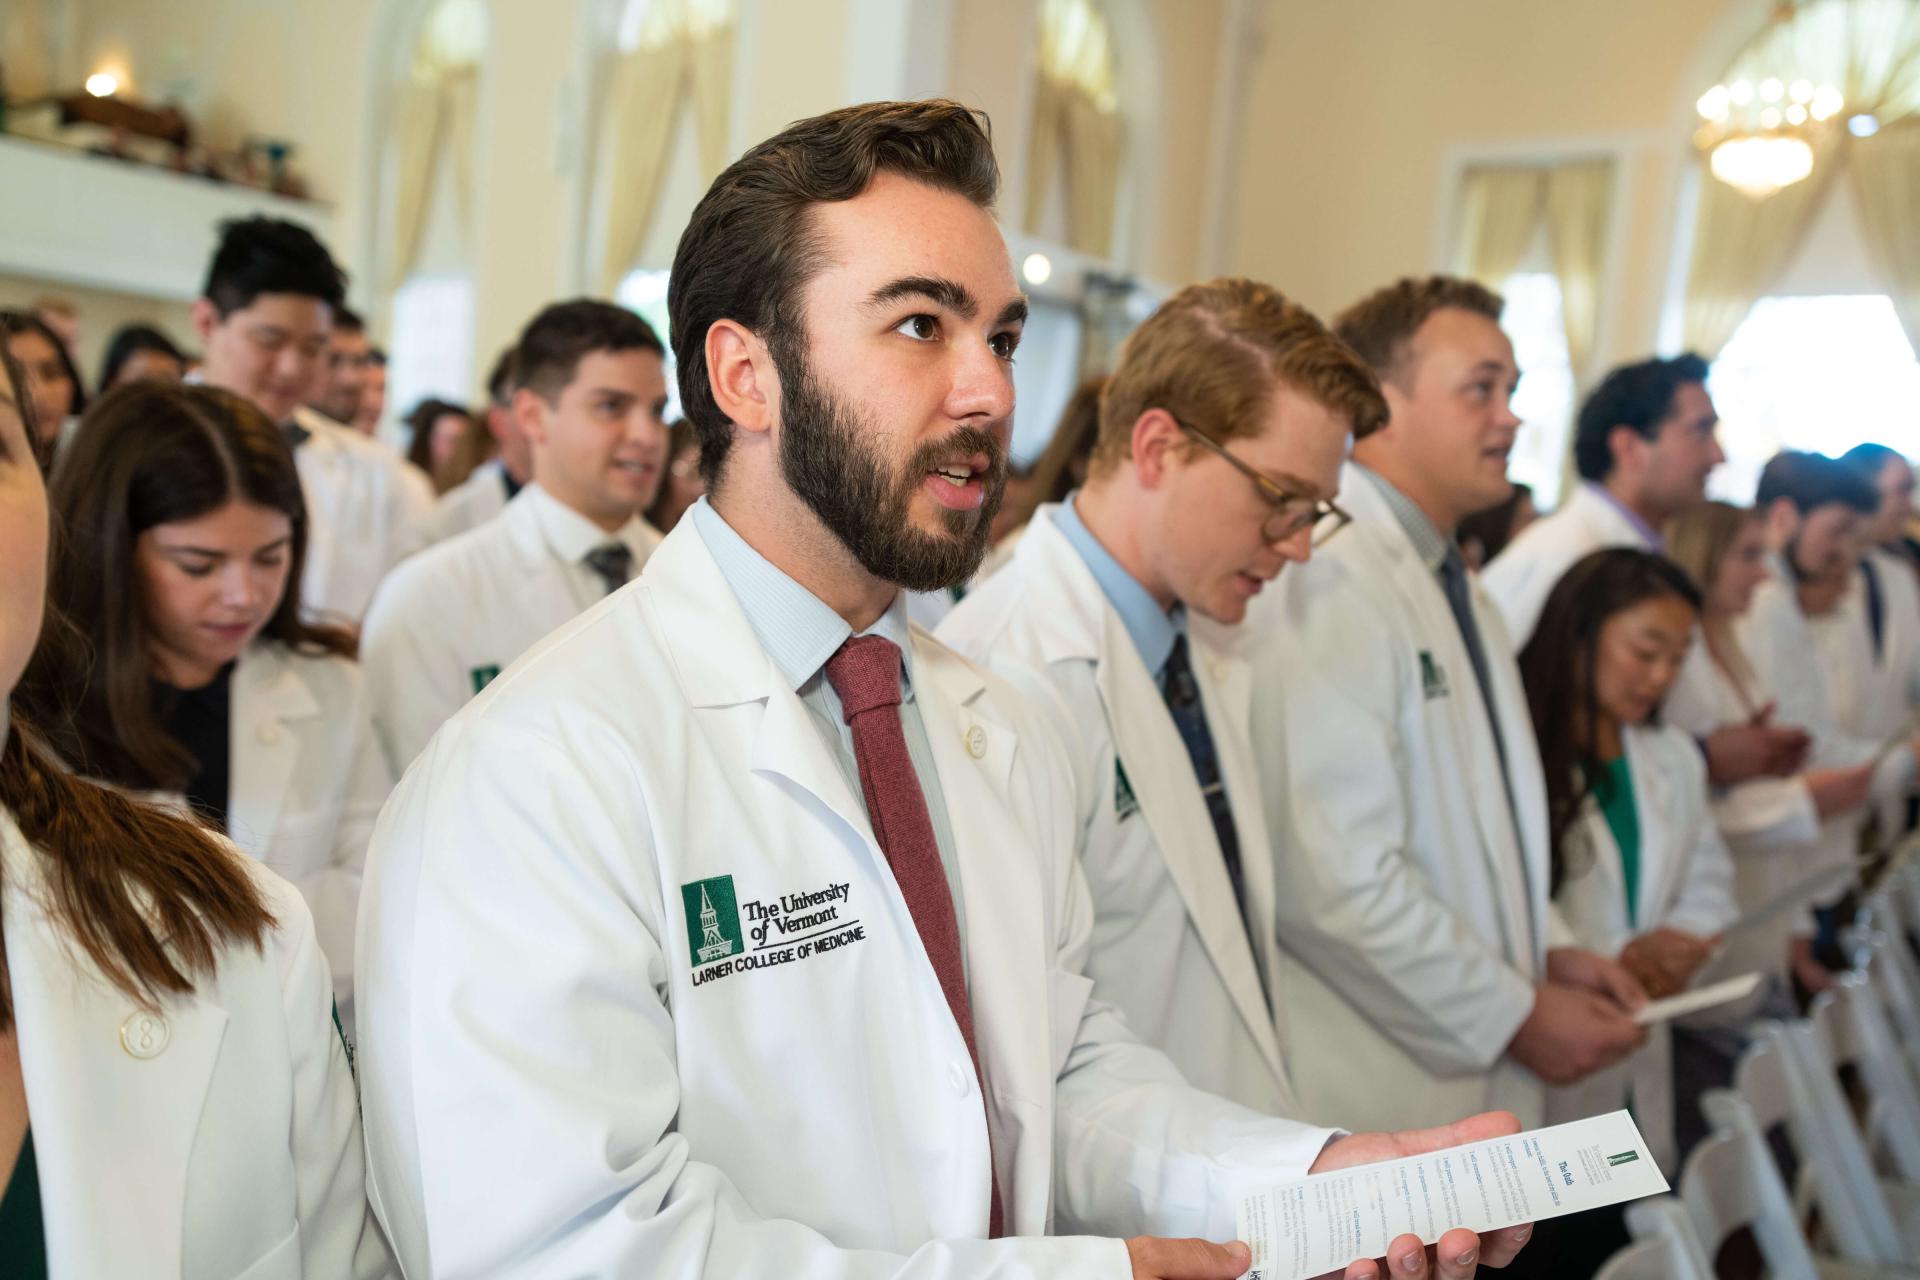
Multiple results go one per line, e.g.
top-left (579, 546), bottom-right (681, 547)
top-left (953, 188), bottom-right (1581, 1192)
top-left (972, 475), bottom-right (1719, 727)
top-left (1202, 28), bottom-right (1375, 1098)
top-left (690, 497), bottom-right (915, 697)
top-left (1052, 493), bottom-right (1182, 679)
top-left (523, 482), bottom-right (652, 566)
top-left (1357, 464), bottom-right (1454, 574)
top-left (1585, 482), bottom-right (1665, 550)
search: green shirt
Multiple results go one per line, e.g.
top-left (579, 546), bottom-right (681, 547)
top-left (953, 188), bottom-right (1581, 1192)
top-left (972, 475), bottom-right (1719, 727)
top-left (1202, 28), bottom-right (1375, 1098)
top-left (0, 1128), bottom-right (47, 1280)
top-left (1592, 756), bottom-right (1642, 927)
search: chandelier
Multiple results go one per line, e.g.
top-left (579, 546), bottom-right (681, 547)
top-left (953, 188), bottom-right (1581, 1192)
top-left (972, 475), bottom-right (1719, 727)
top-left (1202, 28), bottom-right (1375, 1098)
top-left (1694, 3), bottom-right (1844, 198)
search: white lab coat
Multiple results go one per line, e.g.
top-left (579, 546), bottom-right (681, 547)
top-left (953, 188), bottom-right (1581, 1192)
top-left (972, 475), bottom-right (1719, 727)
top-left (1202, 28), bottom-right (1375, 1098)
top-left (219, 640), bottom-right (390, 1024)
top-left (358, 483), bottom-right (662, 776)
top-left (1736, 565), bottom-right (1916, 886)
top-left (290, 408), bottom-right (431, 627)
top-left (936, 505), bottom-right (1296, 1115)
top-left (1, 808), bottom-right (393, 1279)
top-left (1661, 640), bottom-right (1822, 978)
top-left (1482, 482), bottom-right (1656, 649)
top-left (1835, 546), bottom-right (1920, 827)
top-left (354, 519), bottom-right (1336, 1279)
top-left (394, 460), bottom-right (513, 561)
top-left (1247, 464), bottom-right (1552, 1132)
top-left (1547, 723), bottom-right (1739, 1173)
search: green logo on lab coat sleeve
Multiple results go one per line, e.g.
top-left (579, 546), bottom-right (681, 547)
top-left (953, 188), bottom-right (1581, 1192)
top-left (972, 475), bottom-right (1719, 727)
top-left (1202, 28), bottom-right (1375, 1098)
top-left (1418, 650), bottom-right (1450, 700)
top-left (682, 875), bottom-right (744, 968)
top-left (470, 664), bottom-right (502, 694)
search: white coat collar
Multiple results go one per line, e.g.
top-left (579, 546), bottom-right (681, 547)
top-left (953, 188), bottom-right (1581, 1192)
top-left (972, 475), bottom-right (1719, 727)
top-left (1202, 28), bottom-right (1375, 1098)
top-left (502, 484), bottom-right (660, 579)
top-left (225, 641), bottom-right (320, 854)
top-left (1, 808), bottom-right (230, 1277)
top-left (1011, 507), bottom-right (1286, 1076)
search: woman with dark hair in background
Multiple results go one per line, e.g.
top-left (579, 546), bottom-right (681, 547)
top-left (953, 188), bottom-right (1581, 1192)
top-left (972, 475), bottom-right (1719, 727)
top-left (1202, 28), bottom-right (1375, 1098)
top-left (972, 374), bottom-right (1107, 584)
top-left (402, 396), bottom-right (484, 495)
top-left (645, 418), bottom-right (706, 534)
top-left (97, 323), bottom-right (187, 392)
top-left (0, 355), bottom-right (393, 1278)
top-left (14, 382), bottom-right (392, 1031)
top-left (0, 310), bottom-right (84, 452)
top-left (1519, 549), bottom-right (1736, 1185)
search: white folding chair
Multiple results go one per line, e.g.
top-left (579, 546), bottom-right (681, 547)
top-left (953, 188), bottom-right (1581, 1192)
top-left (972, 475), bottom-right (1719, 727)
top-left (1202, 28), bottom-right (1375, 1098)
top-left (1726, 1021), bottom-right (1920, 1269)
top-left (1809, 972), bottom-right (1920, 1181)
top-left (1592, 1197), bottom-right (1712, 1280)
top-left (1686, 1090), bottom-right (1860, 1277)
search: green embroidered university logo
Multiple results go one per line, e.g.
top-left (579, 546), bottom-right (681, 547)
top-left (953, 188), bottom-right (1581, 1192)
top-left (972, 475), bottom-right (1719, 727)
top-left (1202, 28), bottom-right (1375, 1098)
top-left (1607, 1150), bottom-right (1640, 1167)
top-left (470, 664), bottom-right (502, 694)
top-left (1418, 651), bottom-right (1450, 699)
top-left (682, 875), bottom-right (744, 968)
top-left (1114, 757), bottom-right (1140, 821)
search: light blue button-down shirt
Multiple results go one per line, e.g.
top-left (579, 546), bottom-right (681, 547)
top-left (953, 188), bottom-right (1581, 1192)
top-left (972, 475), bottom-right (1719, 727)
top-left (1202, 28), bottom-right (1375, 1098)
top-left (1052, 493), bottom-right (1185, 678)
top-left (690, 498), bottom-right (969, 954)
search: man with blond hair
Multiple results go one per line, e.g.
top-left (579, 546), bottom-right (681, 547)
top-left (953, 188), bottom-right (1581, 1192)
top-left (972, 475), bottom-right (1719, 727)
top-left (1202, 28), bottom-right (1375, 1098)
top-left (940, 277), bottom-right (1384, 1117)
top-left (1245, 276), bottom-right (1647, 1143)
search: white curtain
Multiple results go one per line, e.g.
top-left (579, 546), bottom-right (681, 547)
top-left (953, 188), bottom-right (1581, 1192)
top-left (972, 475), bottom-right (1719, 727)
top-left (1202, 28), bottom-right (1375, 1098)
top-left (1025, 0), bottom-right (1125, 259)
top-left (1850, 120), bottom-right (1920, 356)
top-left (597, 0), bottom-right (736, 293)
top-left (385, 0), bottom-right (486, 291)
top-left (1543, 159), bottom-right (1615, 380)
top-left (1454, 168), bottom-right (1545, 290)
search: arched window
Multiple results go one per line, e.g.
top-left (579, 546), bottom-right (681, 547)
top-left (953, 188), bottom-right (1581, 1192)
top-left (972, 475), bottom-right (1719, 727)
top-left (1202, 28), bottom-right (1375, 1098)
top-left (1025, 0), bottom-right (1124, 260)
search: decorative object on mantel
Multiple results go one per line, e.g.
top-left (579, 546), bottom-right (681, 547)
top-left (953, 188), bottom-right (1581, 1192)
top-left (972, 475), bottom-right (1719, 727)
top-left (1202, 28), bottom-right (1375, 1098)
top-left (2, 75), bottom-right (315, 202)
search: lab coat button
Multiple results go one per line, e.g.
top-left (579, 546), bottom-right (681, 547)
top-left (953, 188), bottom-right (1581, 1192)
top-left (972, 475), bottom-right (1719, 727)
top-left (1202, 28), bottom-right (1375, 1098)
top-left (948, 1061), bottom-right (971, 1095)
top-left (964, 726), bottom-right (988, 759)
top-left (257, 723), bottom-right (284, 746)
top-left (120, 1011), bottom-right (169, 1060)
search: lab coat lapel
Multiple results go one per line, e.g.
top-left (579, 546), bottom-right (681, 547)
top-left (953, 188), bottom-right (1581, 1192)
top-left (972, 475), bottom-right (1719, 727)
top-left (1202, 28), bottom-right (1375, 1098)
top-left (3, 825), bottom-right (228, 1279)
top-left (1625, 727), bottom-right (1683, 925)
top-left (914, 638), bottom-right (1056, 1230)
top-left (1344, 472), bottom-right (1540, 971)
top-left (1024, 515), bottom-right (1284, 1076)
top-left (225, 642), bottom-right (320, 852)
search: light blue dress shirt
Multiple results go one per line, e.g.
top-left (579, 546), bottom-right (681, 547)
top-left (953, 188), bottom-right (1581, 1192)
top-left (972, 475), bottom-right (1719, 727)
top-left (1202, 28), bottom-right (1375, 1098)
top-left (690, 498), bottom-right (969, 954)
top-left (1052, 493), bottom-right (1185, 677)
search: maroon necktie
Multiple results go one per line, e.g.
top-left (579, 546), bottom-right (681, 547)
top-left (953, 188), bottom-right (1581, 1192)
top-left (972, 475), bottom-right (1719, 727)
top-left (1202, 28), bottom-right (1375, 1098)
top-left (824, 634), bottom-right (1005, 1237)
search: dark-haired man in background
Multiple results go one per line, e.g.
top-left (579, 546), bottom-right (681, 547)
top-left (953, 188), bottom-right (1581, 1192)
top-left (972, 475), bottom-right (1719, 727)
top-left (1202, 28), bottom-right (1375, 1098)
top-left (358, 299), bottom-right (669, 775)
top-left (356, 101), bottom-right (1530, 1280)
top-left (192, 216), bottom-right (424, 625)
top-left (1484, 353), bottom-right (1723, 646)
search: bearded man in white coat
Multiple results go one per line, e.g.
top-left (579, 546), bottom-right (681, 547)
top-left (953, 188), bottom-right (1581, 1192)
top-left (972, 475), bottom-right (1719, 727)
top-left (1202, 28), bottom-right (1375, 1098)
top-left (1483, 353), bottom-right (1722, 649)
top-left (1246, 277), bottom-right (1649, 1139)
top-left (939, 278), bottom-right (1384, 1117)
top-left (355, 101), bottom-right (1533, 1280)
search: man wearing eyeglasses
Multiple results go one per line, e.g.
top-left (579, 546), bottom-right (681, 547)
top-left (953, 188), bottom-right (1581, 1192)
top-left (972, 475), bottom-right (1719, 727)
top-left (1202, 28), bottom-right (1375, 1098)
top-left (938, 277), bottom-right (1380, 1113)
top-left (1241, 277), bottom-right (1647, 1146)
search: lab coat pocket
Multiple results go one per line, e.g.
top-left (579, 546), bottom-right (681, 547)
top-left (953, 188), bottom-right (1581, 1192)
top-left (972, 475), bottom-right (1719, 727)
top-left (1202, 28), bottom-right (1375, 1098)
top-left (224, 1220), bottom-right (300, 1280)
top-left (1048, 969), bottom-right (1095, 1074)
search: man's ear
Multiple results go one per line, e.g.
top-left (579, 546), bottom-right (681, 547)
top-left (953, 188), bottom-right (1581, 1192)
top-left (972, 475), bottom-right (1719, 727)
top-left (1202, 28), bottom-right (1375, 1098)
top-left (190, 298), bottom-right (221, 346)
top-left (512, 387), bottom-right (549, 447)
top-left (706, 320), bottom-right (777, 437)
top-left (1607, 423), bottom-right (1645, 477)
top-left (1130, 408), bottom-right (1185, 490)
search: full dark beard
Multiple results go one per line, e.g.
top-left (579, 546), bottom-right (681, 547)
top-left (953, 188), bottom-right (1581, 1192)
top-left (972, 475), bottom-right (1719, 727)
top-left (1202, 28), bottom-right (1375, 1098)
top-left (775, 345), bottom-right (1007, 592)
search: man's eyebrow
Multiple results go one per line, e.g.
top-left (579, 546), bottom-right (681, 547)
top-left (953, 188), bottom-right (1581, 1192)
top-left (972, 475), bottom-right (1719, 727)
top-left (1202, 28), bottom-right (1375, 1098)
top-left (866, 276), bottom-right (978, 320)
top-left (995, 297), bottom-right (1030, 329)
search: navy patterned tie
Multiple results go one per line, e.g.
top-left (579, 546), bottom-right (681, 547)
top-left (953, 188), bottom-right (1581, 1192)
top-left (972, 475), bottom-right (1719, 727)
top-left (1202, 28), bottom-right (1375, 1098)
top-left (1161, 632), bottom-right (1246, 914)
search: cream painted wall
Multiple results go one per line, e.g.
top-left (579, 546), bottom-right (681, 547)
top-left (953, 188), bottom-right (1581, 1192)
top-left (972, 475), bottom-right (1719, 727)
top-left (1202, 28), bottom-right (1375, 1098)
top-left (1225, 0), bottom-right (1738, 367)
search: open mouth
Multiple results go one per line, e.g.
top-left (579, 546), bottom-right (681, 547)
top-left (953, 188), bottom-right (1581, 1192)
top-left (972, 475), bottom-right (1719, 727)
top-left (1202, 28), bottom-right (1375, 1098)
top-left (922, 453), bottom-right (991, 511)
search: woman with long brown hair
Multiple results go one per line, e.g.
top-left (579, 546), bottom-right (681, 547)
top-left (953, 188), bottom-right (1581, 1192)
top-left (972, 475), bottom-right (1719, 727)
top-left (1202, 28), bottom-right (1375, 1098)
top-left (1519, 549), bottom-right (1736, 1180)
top-left (15, 382), bottom-right (392, 1030)
top-left (0, 354), bottom-right (392, 1276)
